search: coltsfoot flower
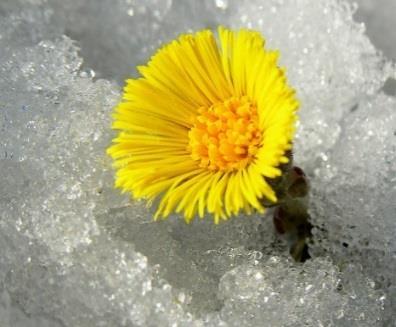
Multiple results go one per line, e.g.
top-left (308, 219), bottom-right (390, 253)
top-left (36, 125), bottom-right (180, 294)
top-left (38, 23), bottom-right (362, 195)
top-left (107, 27), bottom-right (299, 223)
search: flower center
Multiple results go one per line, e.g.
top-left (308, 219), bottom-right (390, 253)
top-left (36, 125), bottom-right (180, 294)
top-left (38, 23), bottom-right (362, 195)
top-left (188, 96), bottom-right (262, 172)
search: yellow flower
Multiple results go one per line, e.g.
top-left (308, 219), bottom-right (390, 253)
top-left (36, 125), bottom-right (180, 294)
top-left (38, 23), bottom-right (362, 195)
top-left (107, 26), bottom-right (299, 223)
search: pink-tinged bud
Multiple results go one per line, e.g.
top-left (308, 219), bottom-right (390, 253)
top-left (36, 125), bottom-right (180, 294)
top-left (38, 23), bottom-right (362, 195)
top-left (287, 166), bottom-right (309, 198)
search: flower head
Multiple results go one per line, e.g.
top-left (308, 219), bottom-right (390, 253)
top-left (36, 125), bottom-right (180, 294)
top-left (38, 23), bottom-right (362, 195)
top-left (107, 27), bottom-right (298, 223)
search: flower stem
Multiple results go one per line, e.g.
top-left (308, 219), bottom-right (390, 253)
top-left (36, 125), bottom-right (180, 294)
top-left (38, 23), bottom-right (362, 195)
top-left (270, 165), bottom-right (312, 262)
